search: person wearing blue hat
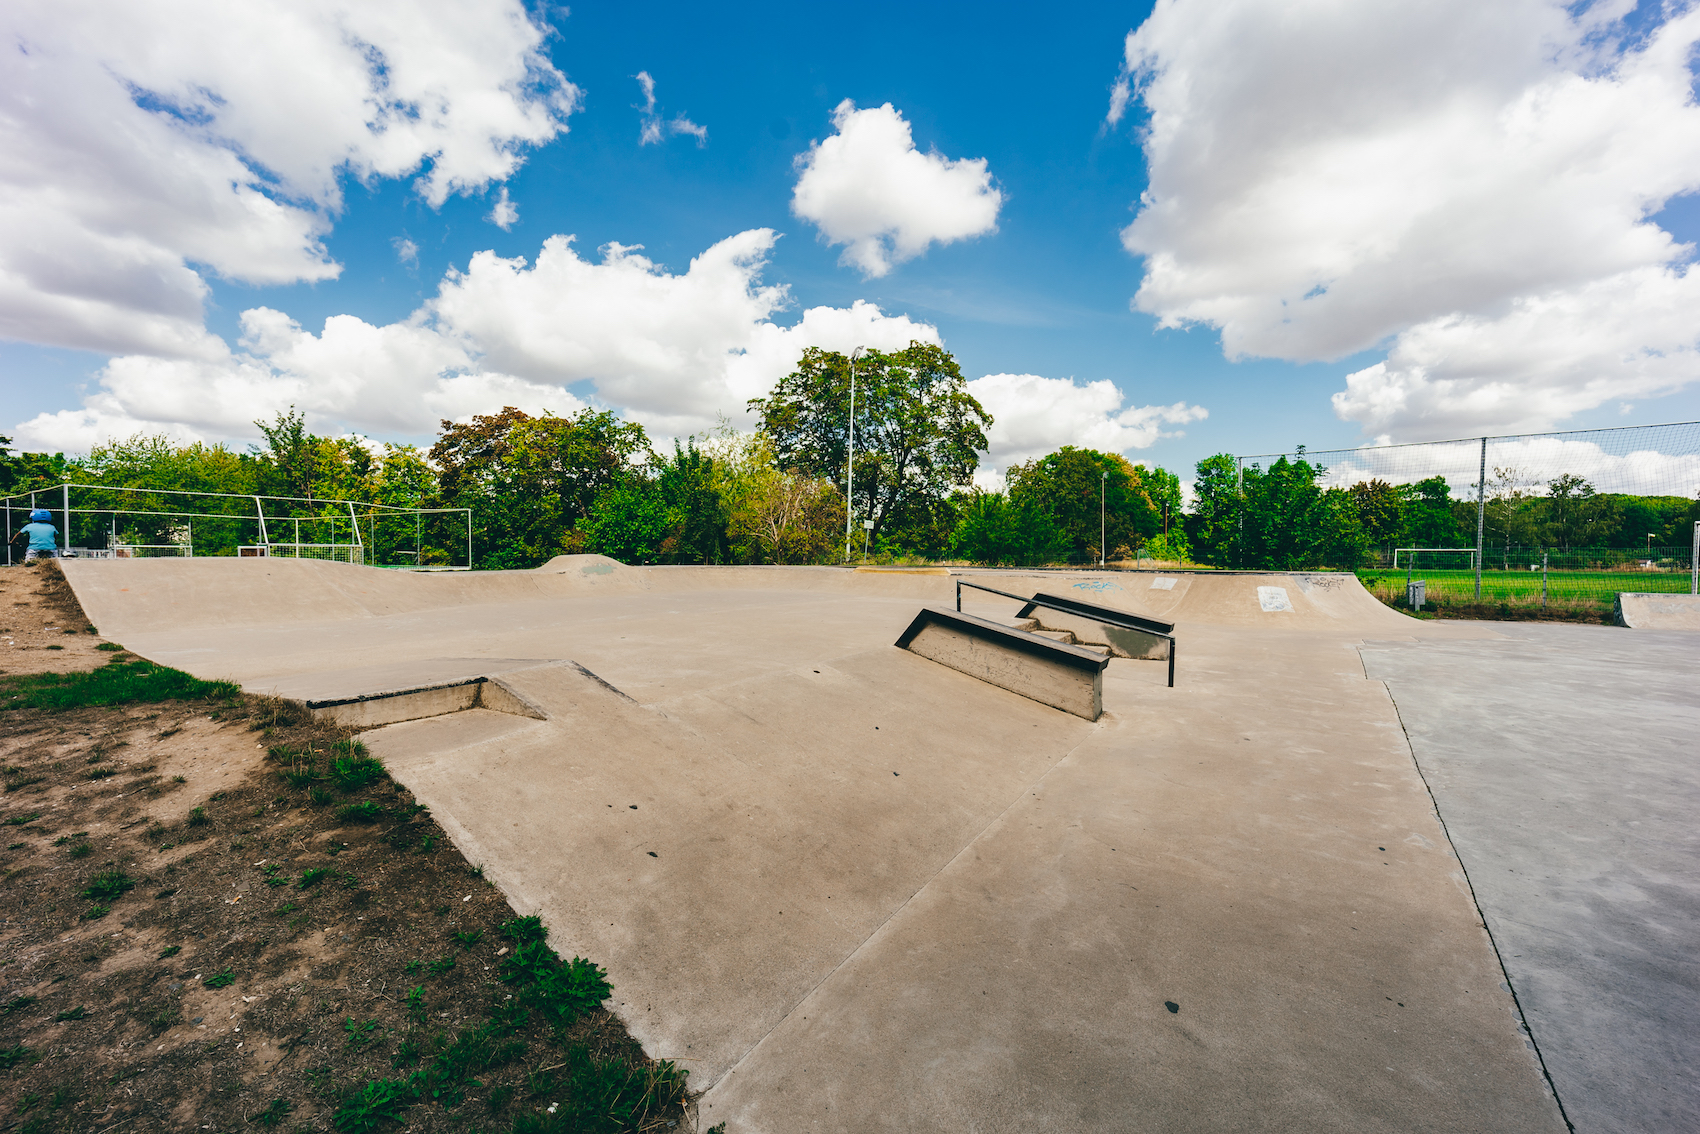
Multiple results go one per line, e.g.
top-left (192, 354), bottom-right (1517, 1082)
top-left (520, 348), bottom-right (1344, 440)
top-left (10, 509), bottom-right (60, 562)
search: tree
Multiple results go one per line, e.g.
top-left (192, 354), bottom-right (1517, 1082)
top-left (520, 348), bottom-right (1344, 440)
top-left (1542, 474), bottom-right (1619, 551)
top-left (749, 342), bottom-right (991, 555)
top-left (1135, 463), bottom-right (1185, 541)
top-left (948, 489), bottom-right (1068, 566)
top-left (1238, 450), bottom-right (1368, 570)
top-left (1187, 453), bottom-right (1243, 566)
top-left (1348, 479), bottom-right (1403, 549)
top-left (579, 441), bottom-right (731, 565)
top-left (1398, 477), bottom-right (1462, 547)
top-left (1481, 466), bottom-right (1538, 568)
top-left (1006, 447), bottom-right (1159, 563)
top-left (430, 407), bottom-right (651, 569)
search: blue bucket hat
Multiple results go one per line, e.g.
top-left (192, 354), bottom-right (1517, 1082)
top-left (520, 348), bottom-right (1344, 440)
top-left (29, 509), bottom-right (52, 522)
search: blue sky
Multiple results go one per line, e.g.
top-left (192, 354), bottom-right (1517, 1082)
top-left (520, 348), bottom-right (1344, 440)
top-left (4, 0), bottom-right (1699, 484)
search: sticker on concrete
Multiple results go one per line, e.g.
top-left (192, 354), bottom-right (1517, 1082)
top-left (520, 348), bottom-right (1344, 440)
top-left (1257, 586), bottom-right (1293, 612)
top-left (1150, 576), bottom-right (1177, 591)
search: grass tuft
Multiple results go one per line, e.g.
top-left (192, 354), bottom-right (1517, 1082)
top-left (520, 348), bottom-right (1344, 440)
top-left (337, 801), bottom-right (386, 823)
top-left (0, 660), bottom-right (239, 711)
top-left (203, 971), bottom-right (235, 989)
top-left (80, 868), bottom-right (135, 901)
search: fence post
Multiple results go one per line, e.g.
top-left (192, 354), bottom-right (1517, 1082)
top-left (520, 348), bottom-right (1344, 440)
top-left (1474, 437), bottom-right (1486, 599)
top-left (1236, 456), bottom-right (1244, 567)
top-left (1692, 521), bottom-right (1698, 596)
top-left (63, 483), bottom-right (70, 557)
top-left (1542, 550), bottom-right (1548, 608)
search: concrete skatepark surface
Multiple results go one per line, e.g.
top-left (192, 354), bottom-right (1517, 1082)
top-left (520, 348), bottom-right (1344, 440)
top-left (51, 555), bottom-right (1688, 1130)
top-left (1363, 625), bottom-right (1700, 1133)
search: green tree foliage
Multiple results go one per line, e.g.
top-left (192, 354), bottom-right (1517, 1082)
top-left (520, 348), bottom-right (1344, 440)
top-left (430, 407), bottom-right (650, 569)
top-left (947, 490), bottom-right (1068, 566)
top-left (749, 343), bottom-right (990, 555)
top-left (1397, 477), bottom-right (1462, 547)
top-left (1187, 450), bottom-right (1367, 570)
top-left (1186, 453), bottom-right (1243, 566)
top-left (1347, 479), bottom-right (1404, 547)
top-left (579, 442), bottom-right (731, 565)
top-left (1005, 447), bottom-right (1159, 564)
top-left (0, 433), bottom-right (73, 498)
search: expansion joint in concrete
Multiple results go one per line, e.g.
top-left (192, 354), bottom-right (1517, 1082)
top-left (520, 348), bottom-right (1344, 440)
top-left (1358, 643), bottom-right (1576, 1134)
top-left (707, 719), bottom-right (1109, 1094)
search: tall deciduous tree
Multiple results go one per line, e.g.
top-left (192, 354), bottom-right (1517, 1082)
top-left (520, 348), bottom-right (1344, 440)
top-left (749, 342), bottom-right (991, 555)
top-left (1006, 447), bottom-right (1159, 564)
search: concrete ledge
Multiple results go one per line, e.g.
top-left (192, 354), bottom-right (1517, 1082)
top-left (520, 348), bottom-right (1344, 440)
top-left (895, 606), bottom-right (1109, 720)
top-left (1016, 592), bottom-right (1174, 660)
top-left (1614, 591), bottom-right (1700, 630)
top-left (308, 675), bottom-right (551, 728)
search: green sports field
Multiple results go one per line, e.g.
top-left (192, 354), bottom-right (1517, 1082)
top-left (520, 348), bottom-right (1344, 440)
top-left (1358, 567), bottom-right (1694, 609)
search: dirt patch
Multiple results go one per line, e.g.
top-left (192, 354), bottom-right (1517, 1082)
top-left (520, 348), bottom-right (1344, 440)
top-left (0, 562), bottom-right (108, 676)
top-left (0, 586), bottom-right (699, 1131)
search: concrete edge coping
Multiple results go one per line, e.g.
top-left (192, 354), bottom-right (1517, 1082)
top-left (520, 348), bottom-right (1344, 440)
top-left (895, 606), bottom-right (1112, 673)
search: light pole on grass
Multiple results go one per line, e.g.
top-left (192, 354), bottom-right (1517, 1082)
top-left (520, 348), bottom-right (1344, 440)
top-left (844, 346), bottom-right (865, 563)
top-left (1100, 471), bottom-right (1107, 568)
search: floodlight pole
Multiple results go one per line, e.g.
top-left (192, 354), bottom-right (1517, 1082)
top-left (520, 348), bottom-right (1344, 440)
top-left (62, 484), bottom-right (70, 556)
top-left (845, 346), bottom-right (865, 563)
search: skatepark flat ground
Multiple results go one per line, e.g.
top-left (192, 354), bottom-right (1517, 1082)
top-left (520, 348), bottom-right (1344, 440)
top-left (54, 556), bottom-right (1697, 1131)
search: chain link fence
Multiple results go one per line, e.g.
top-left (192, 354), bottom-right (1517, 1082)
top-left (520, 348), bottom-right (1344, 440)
top-left (1239, 421), bottom-right (1700, 613)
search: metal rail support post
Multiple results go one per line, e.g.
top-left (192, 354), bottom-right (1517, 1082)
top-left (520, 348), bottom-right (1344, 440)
top-left (62, 483), bottom-right (70, 555)
top-left (1542, 550), bottom-right (1548, 608)
top-left (1474, 436), bottom-right (1486, 599)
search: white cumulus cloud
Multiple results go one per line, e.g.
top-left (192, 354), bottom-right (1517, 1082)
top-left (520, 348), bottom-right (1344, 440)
top-left (488, 187), bottom-right (519, 231)
top-left (12, 231), bottom-right (943, 449)
top-left (964, 372), bottom-right (1207, 487)
top-left (792, 100), bottom-right (1002, 278)
top-left (1115, 0), bottom-right (1700, 438)
top-left (0, 0), bottom-right (578, 360)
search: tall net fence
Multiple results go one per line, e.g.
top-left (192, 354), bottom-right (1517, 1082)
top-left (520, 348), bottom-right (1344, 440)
top-left (1239, 421), bottom-right (1700, 612)
top-left (3, 485), bottom-right (472, 570)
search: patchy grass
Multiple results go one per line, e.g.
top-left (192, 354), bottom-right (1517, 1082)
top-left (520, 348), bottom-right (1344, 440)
top-left (0, 659), bottom-right (240, 712)
top-left (0, 656), bottom-right (697, 1132)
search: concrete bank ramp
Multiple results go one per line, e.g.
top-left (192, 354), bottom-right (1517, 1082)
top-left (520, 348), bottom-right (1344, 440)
top-left (1615, 591), bottom-right (1700, 629)
top-left (960, 568), bottom-right (1416, 633)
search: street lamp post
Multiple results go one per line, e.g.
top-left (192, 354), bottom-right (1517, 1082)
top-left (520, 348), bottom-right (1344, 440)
top-left (845, 347), bottom-right (865, 563)
top-left (1100, 471), bottom-right (1107, 568)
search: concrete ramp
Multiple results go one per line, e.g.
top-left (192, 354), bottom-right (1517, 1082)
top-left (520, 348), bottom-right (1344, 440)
top-left (1615, 591), bottom-right (1700, 629)
top-left (968, 568), bottom-right (1416, 632)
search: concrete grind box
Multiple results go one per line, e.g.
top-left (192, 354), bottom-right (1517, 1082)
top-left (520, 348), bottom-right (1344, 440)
top-left (895, 606), bottom-right (1110, 720)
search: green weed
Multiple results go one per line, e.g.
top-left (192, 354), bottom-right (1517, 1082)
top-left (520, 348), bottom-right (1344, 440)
top-left (0, 1045), bottom-right (38, 1070)
top-left (0, 661), bottom-right (238, 710)
top-left (507, 1043), bottom-right (689, 1133)
top-left (330, 747), bottom-right (386, 792)
top-left (157, 944), bottom-right (181, 959)
top-left (86, 766), bottom-right (118, 781)
top-left (344, 1017), bottom-right (382, 1047)
top-left (298, 868), bottom-right (329, 890)
top-left (252, 1098), bottom-right (293, 1127)
top-left (3, 812), bottom-right (41, 826)
top-left (332, 1078), bottom-right (411, 1132)
top-left (453, 929), bottom-right (483, 951)
top-left (187, 807), bottom-right (209, 827)
top-left (309, 786), bottom-right (335, 807)
top-left (80, 869), bottom-right (135, 901)
top-left (67, 841), bottom-right (92, 858)
top-left (81, 904), bottom-right (110, 920)
top-left (1, 996), bottom-right (36, 1017)
top-left (52, 1006), bottom-right (86, 1022)
top-left (95, 642), bottom-right (123, 652)
top-left (427, 957), bottom-right (456, 976)
top-left (203, 971), bottom-right (235, 989)
top-left (337, 801), bottom-right (385, 823)
top-left (7, 842), bottom-right (23, 850)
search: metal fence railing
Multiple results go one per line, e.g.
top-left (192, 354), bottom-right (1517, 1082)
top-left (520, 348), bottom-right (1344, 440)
top-left (1239, 421), bottom-right (1700, 609)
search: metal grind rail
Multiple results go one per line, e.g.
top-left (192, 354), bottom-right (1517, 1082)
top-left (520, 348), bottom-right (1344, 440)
top-left (955, 579), bottom-right (1177, 688)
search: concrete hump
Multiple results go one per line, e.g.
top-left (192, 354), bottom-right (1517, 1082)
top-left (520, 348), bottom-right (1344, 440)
top-left (1614, 591), bottom-right (1700, 629)
top-left (895, 606), bottom-right (1108, 720)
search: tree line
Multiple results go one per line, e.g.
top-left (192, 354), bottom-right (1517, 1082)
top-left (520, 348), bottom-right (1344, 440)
top-left (0, 343), bottom-right (1186, 569)
top-left (10, 349), bottom-right (1688, 570)
top-left (1185, 450), bottom-right (1699, 571)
